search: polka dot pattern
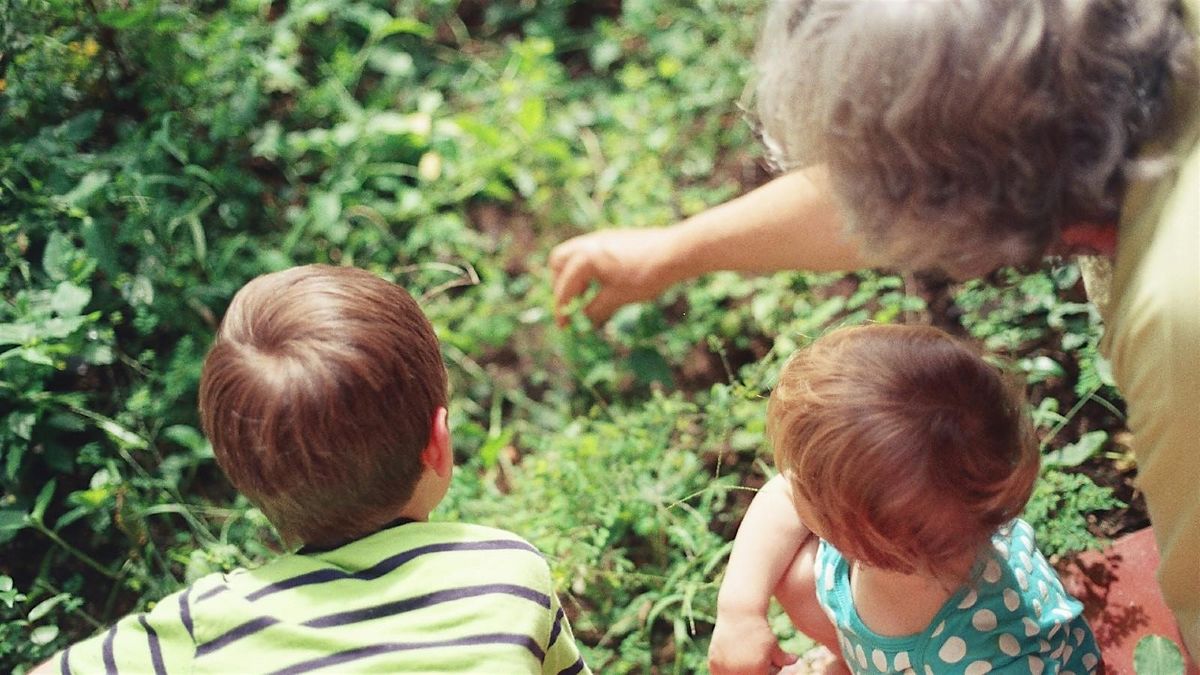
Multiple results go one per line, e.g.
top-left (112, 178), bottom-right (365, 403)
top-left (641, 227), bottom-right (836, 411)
top-left (1003, 588), bottom-right (1020, 612)
top-left (958, 589), bottom-right (978, 609)
top-left (965, 660), bottom-right (992, 675)
top-left (983, 559), bottom-right (1002, 583)
top-left (939, 636), bottom-right (967, 664)
top-left (872, 648), bottom-right (887, 671)
top-left (972, 609), bottom-right (998, 631)
top-left (810, 522), bottom-right (1100, 675)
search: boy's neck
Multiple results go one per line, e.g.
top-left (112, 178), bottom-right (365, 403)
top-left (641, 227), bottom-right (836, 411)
top-left (848, 552), bottom-right (976, 638)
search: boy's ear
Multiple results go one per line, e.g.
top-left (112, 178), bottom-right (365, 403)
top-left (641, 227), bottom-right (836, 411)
top-left (420, 406), bottom-right (452, 479)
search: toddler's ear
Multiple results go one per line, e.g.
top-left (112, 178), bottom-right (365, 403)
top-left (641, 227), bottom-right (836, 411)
top-left (420, 406), bottom-right (453, 478)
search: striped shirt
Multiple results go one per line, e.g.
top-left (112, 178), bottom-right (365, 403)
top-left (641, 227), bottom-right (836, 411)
top-left (53, 521), bottom-right (589, 674)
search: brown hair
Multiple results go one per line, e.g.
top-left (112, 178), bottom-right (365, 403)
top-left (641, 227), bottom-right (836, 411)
top-left (198, 265), bottom-right (448, 547)
top-left (755, 0), bottom-right (1197, 278)
top-left (768, 324), bottom-right (1039, 580)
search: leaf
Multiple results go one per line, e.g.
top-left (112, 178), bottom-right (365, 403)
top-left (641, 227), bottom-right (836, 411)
top-left (81, 216), bottom-right (119, 278)
top-left (1045, 430), bottom-right (1107, 468)
top-left (367, 49), bottom-right (414, 77)
top-left (30, 625), bottom-right (59, 646)
top-left (0, 508), bottom-right (29, 542)
top-left (97, 1), bottom-right (157, 29)
top-left (57, 170), bottom-right (111, 209)
top-left (162, 425), bottom-right (210, 454)
top-left (50, 281), bottom-right (91, 317)
top-left (0, 323), bottom-right (36, 346)
top-left (478, 429), bottom-right (515, 469)
top-left (1020, 355), bottom-right (1065, 384)
top-left (31, 480), bottom-right (55, 524)
top-left (3, 346), bottom-right (55, 366)
top-left (629, 346), bottom-right (673, 387)
top-left (5, 450), bottom-right (23, 486)
top-left (309, 192), bottom-right (341, 231)
top-left (28, 593), bottom-right (70, 622)
top-left (95, 417), bottom-right (148, 449)
top-left (54, 505), bottom-right (93, 531)
top-left (44, 316), bottom-right (90, 339)
top-left (7, 411), bottom-right (36, 441)
top-left (41, 231), bottom-right (76, 281)
top-left (1134, 635), bottom-right (1185, 675)
top-left (377, 17), bottom-right (433, 38)
top-left (516, 97), bottom-right (545, 135)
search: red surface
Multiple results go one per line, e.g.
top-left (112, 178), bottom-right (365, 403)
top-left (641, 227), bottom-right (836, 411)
top-left (1059, 527), bottom-right (1198, 674)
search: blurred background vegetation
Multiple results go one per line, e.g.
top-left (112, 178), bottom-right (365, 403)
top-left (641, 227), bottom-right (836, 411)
top-left (0, 0), bottom-right (1136, 671)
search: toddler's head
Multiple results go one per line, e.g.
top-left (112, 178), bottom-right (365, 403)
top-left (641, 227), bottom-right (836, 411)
top-left (768, 324), bottom-right (1038, 580)
top-left (199, 265), bottom-right (449, 547)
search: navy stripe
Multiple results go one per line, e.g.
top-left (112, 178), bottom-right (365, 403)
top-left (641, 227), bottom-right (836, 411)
top-left (101, 625), bottom-right (118, 675)
top-left (296, 517), bottom-right (416, 555)
top-left (194, 583), bottom-right (550, 657)
top-left (137, 615), bottom-right (166, 675)
top-left (178, 586), bottom-right (194, 641)
top-left (59, 646), bottom-right (72, 675)
top-left (302, 583), bottom-right (551, 629)
top-left (548, 607), bottom-right (565, 648)
top-left (248, 539), bottom-right (540, 601)
top-left (266, 633), bottom-right (546, 675)
top-left (558, 656), bottom-right (586, 675)
top-left (194, 616), bottom-right (281, 657)
top-left (194, 584), bottom-right (227, 603)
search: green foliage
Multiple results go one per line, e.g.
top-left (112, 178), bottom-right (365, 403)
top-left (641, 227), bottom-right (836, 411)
top-left (2, 0), bottom-right (1129, 672)
top-left (1023, 470), bottom-right (1122, 559)
top-left (1134, 635), bottom-right (1186, 675)
top-left (0, 574), bottom-right (83, 673)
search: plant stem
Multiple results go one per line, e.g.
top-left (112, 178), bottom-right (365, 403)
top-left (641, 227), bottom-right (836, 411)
top-left (31, 521), bottom-right (120, 581)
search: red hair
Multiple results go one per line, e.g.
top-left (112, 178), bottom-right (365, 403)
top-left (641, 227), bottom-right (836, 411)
top-left (769, 324), bottom-right (1039, 579)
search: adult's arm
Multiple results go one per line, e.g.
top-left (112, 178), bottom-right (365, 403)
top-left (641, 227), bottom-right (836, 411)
top-left (549, 165), bottom-right (869, 326)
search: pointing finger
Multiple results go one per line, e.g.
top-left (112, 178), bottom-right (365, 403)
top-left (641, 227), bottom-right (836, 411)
top-left (553, 256), bottom-right (596, 324)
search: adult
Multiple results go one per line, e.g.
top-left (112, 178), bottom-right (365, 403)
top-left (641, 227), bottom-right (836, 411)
top-left (550, 0), bottom-right (1200, 662)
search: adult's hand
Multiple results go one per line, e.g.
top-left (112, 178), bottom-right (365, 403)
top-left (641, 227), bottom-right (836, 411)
top-left (548, 167), bottom-right (865, 328)
top-left (548, 227), bottom-right (684, 327)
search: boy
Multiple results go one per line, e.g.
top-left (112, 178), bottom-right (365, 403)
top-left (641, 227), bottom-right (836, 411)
top-left (37, 265), bottom-right (589, 674)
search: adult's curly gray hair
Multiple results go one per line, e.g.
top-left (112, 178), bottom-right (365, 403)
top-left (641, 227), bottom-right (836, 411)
top-left (756, 0), bottom-right (1197, 278)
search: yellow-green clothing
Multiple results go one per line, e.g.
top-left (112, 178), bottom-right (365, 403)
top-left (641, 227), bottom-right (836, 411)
top-left (1103, 0), bottom-right (1200, 657)
top-left (52, 520), bottom-right (589, 674)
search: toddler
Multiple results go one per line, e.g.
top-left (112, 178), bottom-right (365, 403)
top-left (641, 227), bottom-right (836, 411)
top-left (710, 324), bottom-right (1100, 675)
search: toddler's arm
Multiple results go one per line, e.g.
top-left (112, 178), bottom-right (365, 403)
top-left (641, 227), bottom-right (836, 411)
top-left (710, 475), bottom-right (813, 675)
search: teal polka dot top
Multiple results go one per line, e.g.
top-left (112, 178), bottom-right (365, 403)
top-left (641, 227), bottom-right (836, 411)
top-left (815, 519), bottom-right (1101, 674)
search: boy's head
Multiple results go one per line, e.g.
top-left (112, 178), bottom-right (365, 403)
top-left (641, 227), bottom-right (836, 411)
top-left (199, 265), bottom-right (450, 547)
top-left (768, 324), bottom-right (1038, 579)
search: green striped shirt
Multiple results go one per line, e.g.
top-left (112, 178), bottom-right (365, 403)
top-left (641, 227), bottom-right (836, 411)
top-left (53, 521), bottom-right (589, 674)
